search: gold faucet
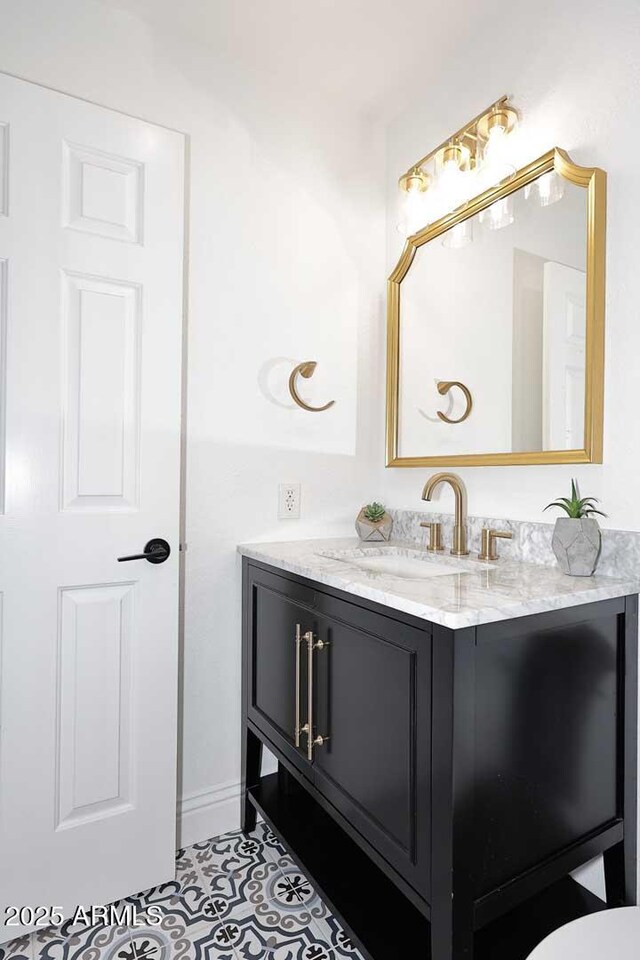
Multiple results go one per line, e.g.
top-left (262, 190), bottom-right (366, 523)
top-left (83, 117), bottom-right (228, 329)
top-left (421, 472), bottom-right (469, 556)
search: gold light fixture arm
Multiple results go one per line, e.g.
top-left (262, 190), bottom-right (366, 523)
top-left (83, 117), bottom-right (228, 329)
top-left (436, 380), bottom-right (473, 424)
top-left (288, 361), bottom-right (336, 413)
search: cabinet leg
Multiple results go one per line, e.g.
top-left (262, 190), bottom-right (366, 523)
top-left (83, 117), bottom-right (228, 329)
top-left (431, 905), bottom-right (474, 960)
top-left (241, 725), bottom-right (262, 834)
top-left (430, 625), bottom-right (477, 959)
top-left (604, 840), bottom-right (636, 906)
top-left (609, 595), bottom-right (639, 907)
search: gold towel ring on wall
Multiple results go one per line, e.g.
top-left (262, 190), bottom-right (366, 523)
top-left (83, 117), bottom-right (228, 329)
top-left (288, 361), bottom-right (336, 413)
top-left (436, 380), bottom-right (473, 424)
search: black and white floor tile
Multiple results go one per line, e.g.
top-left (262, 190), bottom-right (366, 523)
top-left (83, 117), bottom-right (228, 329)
top-left (0, 824), bottom-right (364, 960)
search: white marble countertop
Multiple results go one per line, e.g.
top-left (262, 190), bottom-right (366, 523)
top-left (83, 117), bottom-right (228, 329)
top-left (237, 537), bottom-right (640, 629)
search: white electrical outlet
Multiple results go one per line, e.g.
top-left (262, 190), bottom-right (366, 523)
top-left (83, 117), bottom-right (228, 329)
top-left (278, 483), bottom-right (301, 519)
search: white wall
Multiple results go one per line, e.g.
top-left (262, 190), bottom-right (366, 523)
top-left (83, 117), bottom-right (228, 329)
top-left (382, 0), bottom-right (640, 529)
top-left (0, 0), bottom-right (386, 843)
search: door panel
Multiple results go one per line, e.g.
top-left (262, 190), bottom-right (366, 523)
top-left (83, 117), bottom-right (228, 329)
top-left (312, 597), bottom-right (431, 898)
top-left (0, 72), bottom-right (184, 940)
top-left (57, 583), bottom-right (135, 828)
top-left (247, 569), bottom-right (316, 775)
top-left (62, 140), bottom-right (143, 243)
top-left (61, 271), bottom-right (141, 509)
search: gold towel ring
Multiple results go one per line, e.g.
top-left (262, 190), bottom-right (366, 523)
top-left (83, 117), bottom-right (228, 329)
top-left (288, 361), bottom-right (336, 413)
top-left (436, 380), bottom-right (473, 424)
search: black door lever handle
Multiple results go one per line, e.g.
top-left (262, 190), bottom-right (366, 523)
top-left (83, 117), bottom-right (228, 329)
top-left (118, 538), bottom-right (171, 564)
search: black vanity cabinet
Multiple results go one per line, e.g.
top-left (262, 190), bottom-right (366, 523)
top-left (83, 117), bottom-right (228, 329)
top-left (241, 557), bottom-right (638, 960)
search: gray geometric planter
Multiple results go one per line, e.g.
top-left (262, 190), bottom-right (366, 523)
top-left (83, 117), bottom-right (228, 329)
top-left (551, 517), bottom-right (602, 577)
top-left (355, 508), bottom-right (393, 542)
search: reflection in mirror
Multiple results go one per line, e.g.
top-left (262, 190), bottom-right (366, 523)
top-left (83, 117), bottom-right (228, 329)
top-left (397, 169), bottom-right (589, 461)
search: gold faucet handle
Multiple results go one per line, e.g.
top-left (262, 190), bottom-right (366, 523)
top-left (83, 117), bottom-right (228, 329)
top-left (478, 528), bottom-right (513, 561)
top-left (420, 521), bottom-right (444, 552)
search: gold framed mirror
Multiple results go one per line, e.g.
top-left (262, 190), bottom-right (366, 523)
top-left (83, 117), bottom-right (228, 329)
top-left (386, 148), bottom-right (606, 467)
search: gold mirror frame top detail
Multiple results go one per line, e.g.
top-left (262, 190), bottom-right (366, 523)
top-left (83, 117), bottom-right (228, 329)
top-left (386, 148), bottom-right (606, 468)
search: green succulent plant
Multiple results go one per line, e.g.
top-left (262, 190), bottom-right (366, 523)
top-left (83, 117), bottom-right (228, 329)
top-left (544, 479), bottom-right (606, 520)
top-left (363, 502), bottom-right (386, 523)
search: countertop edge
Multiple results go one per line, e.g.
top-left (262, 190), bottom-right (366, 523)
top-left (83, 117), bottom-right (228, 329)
top-left (238, 542), bottom-right (640, 630)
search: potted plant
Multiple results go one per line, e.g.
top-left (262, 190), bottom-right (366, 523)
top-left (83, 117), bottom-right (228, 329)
top-left (544, 479), bottom-right (606, 576)
top-left (355, 502), bottom-right (393, 542)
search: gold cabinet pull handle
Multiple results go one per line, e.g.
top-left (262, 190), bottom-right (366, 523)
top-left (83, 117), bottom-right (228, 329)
top-left (294, 623), bottom-right (303, 747)
top-left (436, 380), bottom-right (473, 424)
top-left (288, 361), bottom-right (336, 413)
top-left (304, 632), bottom-right (329, 760)
top-left (306, 631), bottom-right (315, 761)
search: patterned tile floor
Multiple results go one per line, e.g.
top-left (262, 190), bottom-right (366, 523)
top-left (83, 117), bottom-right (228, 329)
top-left (1, 824), bottom-right (364, 960)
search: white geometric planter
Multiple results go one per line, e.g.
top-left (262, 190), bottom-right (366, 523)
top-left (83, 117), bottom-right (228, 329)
top-left (551, 517), bottom-right (602, 577)
top-left (355, 509), bottom-right (393, 542)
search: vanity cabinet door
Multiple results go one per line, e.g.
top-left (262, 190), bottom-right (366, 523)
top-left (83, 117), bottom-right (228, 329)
top-left (246, 567), bottom-right (317, 776)
top-left (311, 595), bottom-right (432, 900)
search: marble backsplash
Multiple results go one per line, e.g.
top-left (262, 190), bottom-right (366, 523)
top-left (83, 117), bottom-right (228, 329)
top-left (388, 508), bottom-right (640, 581)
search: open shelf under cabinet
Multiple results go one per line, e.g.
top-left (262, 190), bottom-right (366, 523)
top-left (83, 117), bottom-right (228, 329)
top-left (248, 772), bottom-right (608, 960)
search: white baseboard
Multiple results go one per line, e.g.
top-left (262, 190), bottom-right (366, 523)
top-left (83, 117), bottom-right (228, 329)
top-left (177, 778), bottom-right (243, 848)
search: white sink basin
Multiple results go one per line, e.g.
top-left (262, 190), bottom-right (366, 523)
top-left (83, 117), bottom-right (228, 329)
top-left (352, 555), bottom-right (467, 580)
top-left (319, 547), bottom-right (470, 581)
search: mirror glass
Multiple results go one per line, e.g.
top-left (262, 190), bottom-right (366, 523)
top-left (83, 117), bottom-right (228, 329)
top-left (391, 155), bottom-right (602, 465)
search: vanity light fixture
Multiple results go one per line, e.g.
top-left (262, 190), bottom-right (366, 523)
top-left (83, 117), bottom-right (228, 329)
top-left (397, 95), bottom-right (519, 237)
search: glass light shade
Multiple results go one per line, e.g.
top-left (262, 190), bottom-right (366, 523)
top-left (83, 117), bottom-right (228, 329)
top-left (537, 171), bottom-right (565, 206)
top-left (399, 185), bottom-right (435, 236)
top-left (483, 124), bottom-right (508, 161)
top-left (480, 160), bottom-right (517, 190)
top-left (479, 118), bottom-right (517, 190)
top-left (479, 195), bottom-right (514, 231)
top-left (460, 165), bottom-right (482, 203)
top-left (438, 163), bottom-right (468, 212)
top-left (442, 218), bottom-right (473, 249)
top-left (524, 171), bottom-right (565, 207)
top-left (482, 125), bottom-right (515, 173)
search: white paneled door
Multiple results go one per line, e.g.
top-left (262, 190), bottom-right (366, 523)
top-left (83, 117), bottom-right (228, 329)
top-left (0, 73), bottom-right (184, 940)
